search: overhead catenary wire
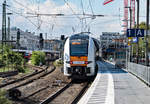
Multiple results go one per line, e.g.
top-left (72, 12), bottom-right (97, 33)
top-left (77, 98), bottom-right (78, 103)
top-left (91, 18), bottom-right (119, 25)
top-left (36, 0), bottom-right (42, 31)
top-left (6, 7), bottom-right (39, 29)
top-left (12, 0), bottom-right (46, 32)
top-left (81, 0), bottom-right (85, 15)
top-left (84, 0), bottom-right (95, 32)
top-left (63, 0), bottom-right (81, 20)
top-left (6, 0), bottom-right (132, 36)
top-left (12, 0), bottom-right (37, 14)
top-left (89, 0), bottom-right (94, 15)
top-left (6, 6), bottom-right (124, 27)
top-left (29, 0), bottom-right (35, 5)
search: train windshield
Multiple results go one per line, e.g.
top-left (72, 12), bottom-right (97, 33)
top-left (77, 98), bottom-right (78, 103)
top-left (70, 34), bottom-right (89, 56)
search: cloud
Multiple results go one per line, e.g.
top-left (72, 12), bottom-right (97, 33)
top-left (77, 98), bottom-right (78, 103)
top-left (5, 0), bottom-right (82, 38)
top-left (2, 0), bottom-right (143, 38)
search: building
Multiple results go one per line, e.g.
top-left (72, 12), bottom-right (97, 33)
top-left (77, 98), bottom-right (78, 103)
top-left (100, 32), bottom-right (126, 66)
top-left (44, 39), bottom-right (62, 51)
top-left (100, 32), bottom-right (120, 49)
top-left (0, 27), bottom-right (40, 50)
top-left (0, 27), bottom-right (63, 52)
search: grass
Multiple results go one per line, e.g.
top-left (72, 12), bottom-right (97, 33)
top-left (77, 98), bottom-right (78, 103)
top-left (0, 89), bottom-right (12, 104)
top-left (0, 66), bottom-right (15, 72)
top-left (24, 67), bottom-right (34, 74)
top-left (53, 59), bottom-right (63, 67)
top-left (0, 65), bottom-right (34, 74)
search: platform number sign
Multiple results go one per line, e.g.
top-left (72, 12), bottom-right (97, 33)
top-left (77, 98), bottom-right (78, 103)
top-left (127, 29), bottom-right (135, 37)
top-left (136, 29), bottom-right (144, 37)
top-left (127, 29), bottom-right (144, 37)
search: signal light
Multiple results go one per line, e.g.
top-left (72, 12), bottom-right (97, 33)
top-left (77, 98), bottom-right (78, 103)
top-left (85, 61), bottom-right (92, 64)
top-left (85, 61), bottom-right (88, 64)
top-left (70, 61), bottom-right (73, 64)
top-left (61, 35), bottom-right (65, 40)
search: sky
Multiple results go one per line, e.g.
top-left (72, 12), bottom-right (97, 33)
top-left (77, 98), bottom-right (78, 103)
top-left (0, 0), bottom-right (149, 39)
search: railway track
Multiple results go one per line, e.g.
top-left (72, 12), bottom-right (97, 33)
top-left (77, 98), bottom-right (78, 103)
top-left (0, 68), bottom-right (46, 88)
top-left (11, 66), bottom-right (70, 104)
top-left (0, 64), bottom-right (46, 78)
top-left (1, 66), bottom-right (56, 99)
top-left (39, 81), bottom-right (90, 104)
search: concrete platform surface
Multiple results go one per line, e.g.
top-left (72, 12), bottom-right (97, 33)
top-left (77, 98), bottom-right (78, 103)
top-left (78, 61), bottom-right (150, 104)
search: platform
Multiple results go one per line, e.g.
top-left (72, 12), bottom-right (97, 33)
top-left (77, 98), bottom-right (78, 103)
top-left (78, 61), bottom-right (150, 104)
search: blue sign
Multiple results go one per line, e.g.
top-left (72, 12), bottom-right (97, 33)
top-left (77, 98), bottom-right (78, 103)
top-left (127, 29), bottom-right (135, 37)
top-left (127, 29), bottom-right (144, 37)
top-left (136, 29), bottom-right (144, 37)
top-left (132, 37), bottom-right (138, 43)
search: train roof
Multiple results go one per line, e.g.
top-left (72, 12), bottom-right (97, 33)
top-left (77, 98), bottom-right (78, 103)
top-left (70, 32), bottom-right (90, 40)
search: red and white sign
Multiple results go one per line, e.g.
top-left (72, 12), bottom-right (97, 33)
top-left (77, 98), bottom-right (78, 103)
top-left (131, 0), bottom-right (135, 27)
top-left (103, 0), bottom-right (114, 5)
top-left (123, 0), bottom-right (128, 34)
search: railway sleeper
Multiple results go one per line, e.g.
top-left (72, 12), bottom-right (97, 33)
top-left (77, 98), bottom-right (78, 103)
top-left (8, 88), bottom-right (21, 100)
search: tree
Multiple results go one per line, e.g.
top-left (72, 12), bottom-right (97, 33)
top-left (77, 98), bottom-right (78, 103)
top-left (31, 51), bottom-right (45, 66)
top-left (0, 45), bottom-right (25, 72)
top-left (134, 22), bottom-right (150, 29)
top-left (132, 22), bottom-right (150, 58)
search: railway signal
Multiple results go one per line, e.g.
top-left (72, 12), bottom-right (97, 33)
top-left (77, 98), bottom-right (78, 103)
top-left (61, 35), bottom-right (65, 40)
top-left (17, 29), bottom-right (20, 46)
top-left (39, 33), bottom-right (44, 50)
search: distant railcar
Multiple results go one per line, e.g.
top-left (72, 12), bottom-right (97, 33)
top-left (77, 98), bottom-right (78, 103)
top-left (24, 52), bottom-right (31, 59)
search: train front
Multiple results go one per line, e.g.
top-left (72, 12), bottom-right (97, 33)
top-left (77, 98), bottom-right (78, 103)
top-left (64, 34), bottom-right (96, 79)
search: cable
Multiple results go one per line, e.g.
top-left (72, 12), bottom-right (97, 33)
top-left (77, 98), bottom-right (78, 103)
top-left (63, 0), bottom-right (81, 20)
top-left (89, 0), bottom-right (94, 15)
top-left (29, 0), bottom-right (35, 5)
top-left (12, 0), bottom-right (37, 14)
top-left (119, 8), bottom-right (122, 26)
top-left (81, 0), bottom-right (85, 15)
top-left (6, 7), bottom-right (39, 28)
top-left (91, 19), bottom-right (119, 26)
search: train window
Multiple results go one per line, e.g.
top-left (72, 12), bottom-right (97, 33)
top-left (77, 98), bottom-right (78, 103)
top-left (70, 40), bottom-right (88, 56)
top-left (70, 34), bottom-right (89, 56)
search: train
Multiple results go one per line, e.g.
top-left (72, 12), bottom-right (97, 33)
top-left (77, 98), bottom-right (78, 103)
top-left (24, 52), bottom-right (31, 59)
top-left (63, 32), bottom-right (100, 79)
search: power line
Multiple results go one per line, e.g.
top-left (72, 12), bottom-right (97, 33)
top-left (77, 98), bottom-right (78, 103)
top-left (89, 0), bottom-right (94, 15)
top-left (29, 0), bottom-right (35, 5)
top-left (6, 7), bottom-right (39, 28)
top-left (91, 19), bottom-right (119, 25)
top-left (81, 0), bottom-right (85, 15)
top-left (12, 0), bottom-right (37, 14)
top-left (63, 0), bottom-right (81, 20)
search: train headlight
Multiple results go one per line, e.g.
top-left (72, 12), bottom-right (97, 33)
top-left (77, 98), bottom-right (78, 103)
top-left (70, 61), bottom-right (73, 64)
top-left (85, 61), bottom-right (88, 64)
top-left (66, 61), bottom-right (73, 64)
top-left (84, 61), bottom-right (92, 64)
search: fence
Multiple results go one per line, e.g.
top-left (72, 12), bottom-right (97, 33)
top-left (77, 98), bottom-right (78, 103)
top-left (128, 62), bottom-right (150, 86)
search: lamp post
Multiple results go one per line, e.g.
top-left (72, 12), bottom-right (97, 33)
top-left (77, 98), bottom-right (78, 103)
top-left (7, 13), bottom-right (13, 43)
top-left (145, 0), bottom-right (149, 66)
top-left (2, 0), bottom-right (6, 45)
top-left (1, 0), bottom-right (13, 72)
top-left (125, 6), bottom-right (132, 62)
top-left (136, 0), bottom-right (140, 64)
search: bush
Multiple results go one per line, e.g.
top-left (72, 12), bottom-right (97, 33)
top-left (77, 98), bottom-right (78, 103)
top-left (53, 59), bottom-right (63, 67)
top-left (0, 44), bottom-right (25, 73)
top-left (31, 51), bottom-right (45, 66)
top-left (0, 90), bottom-right (12, 104)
